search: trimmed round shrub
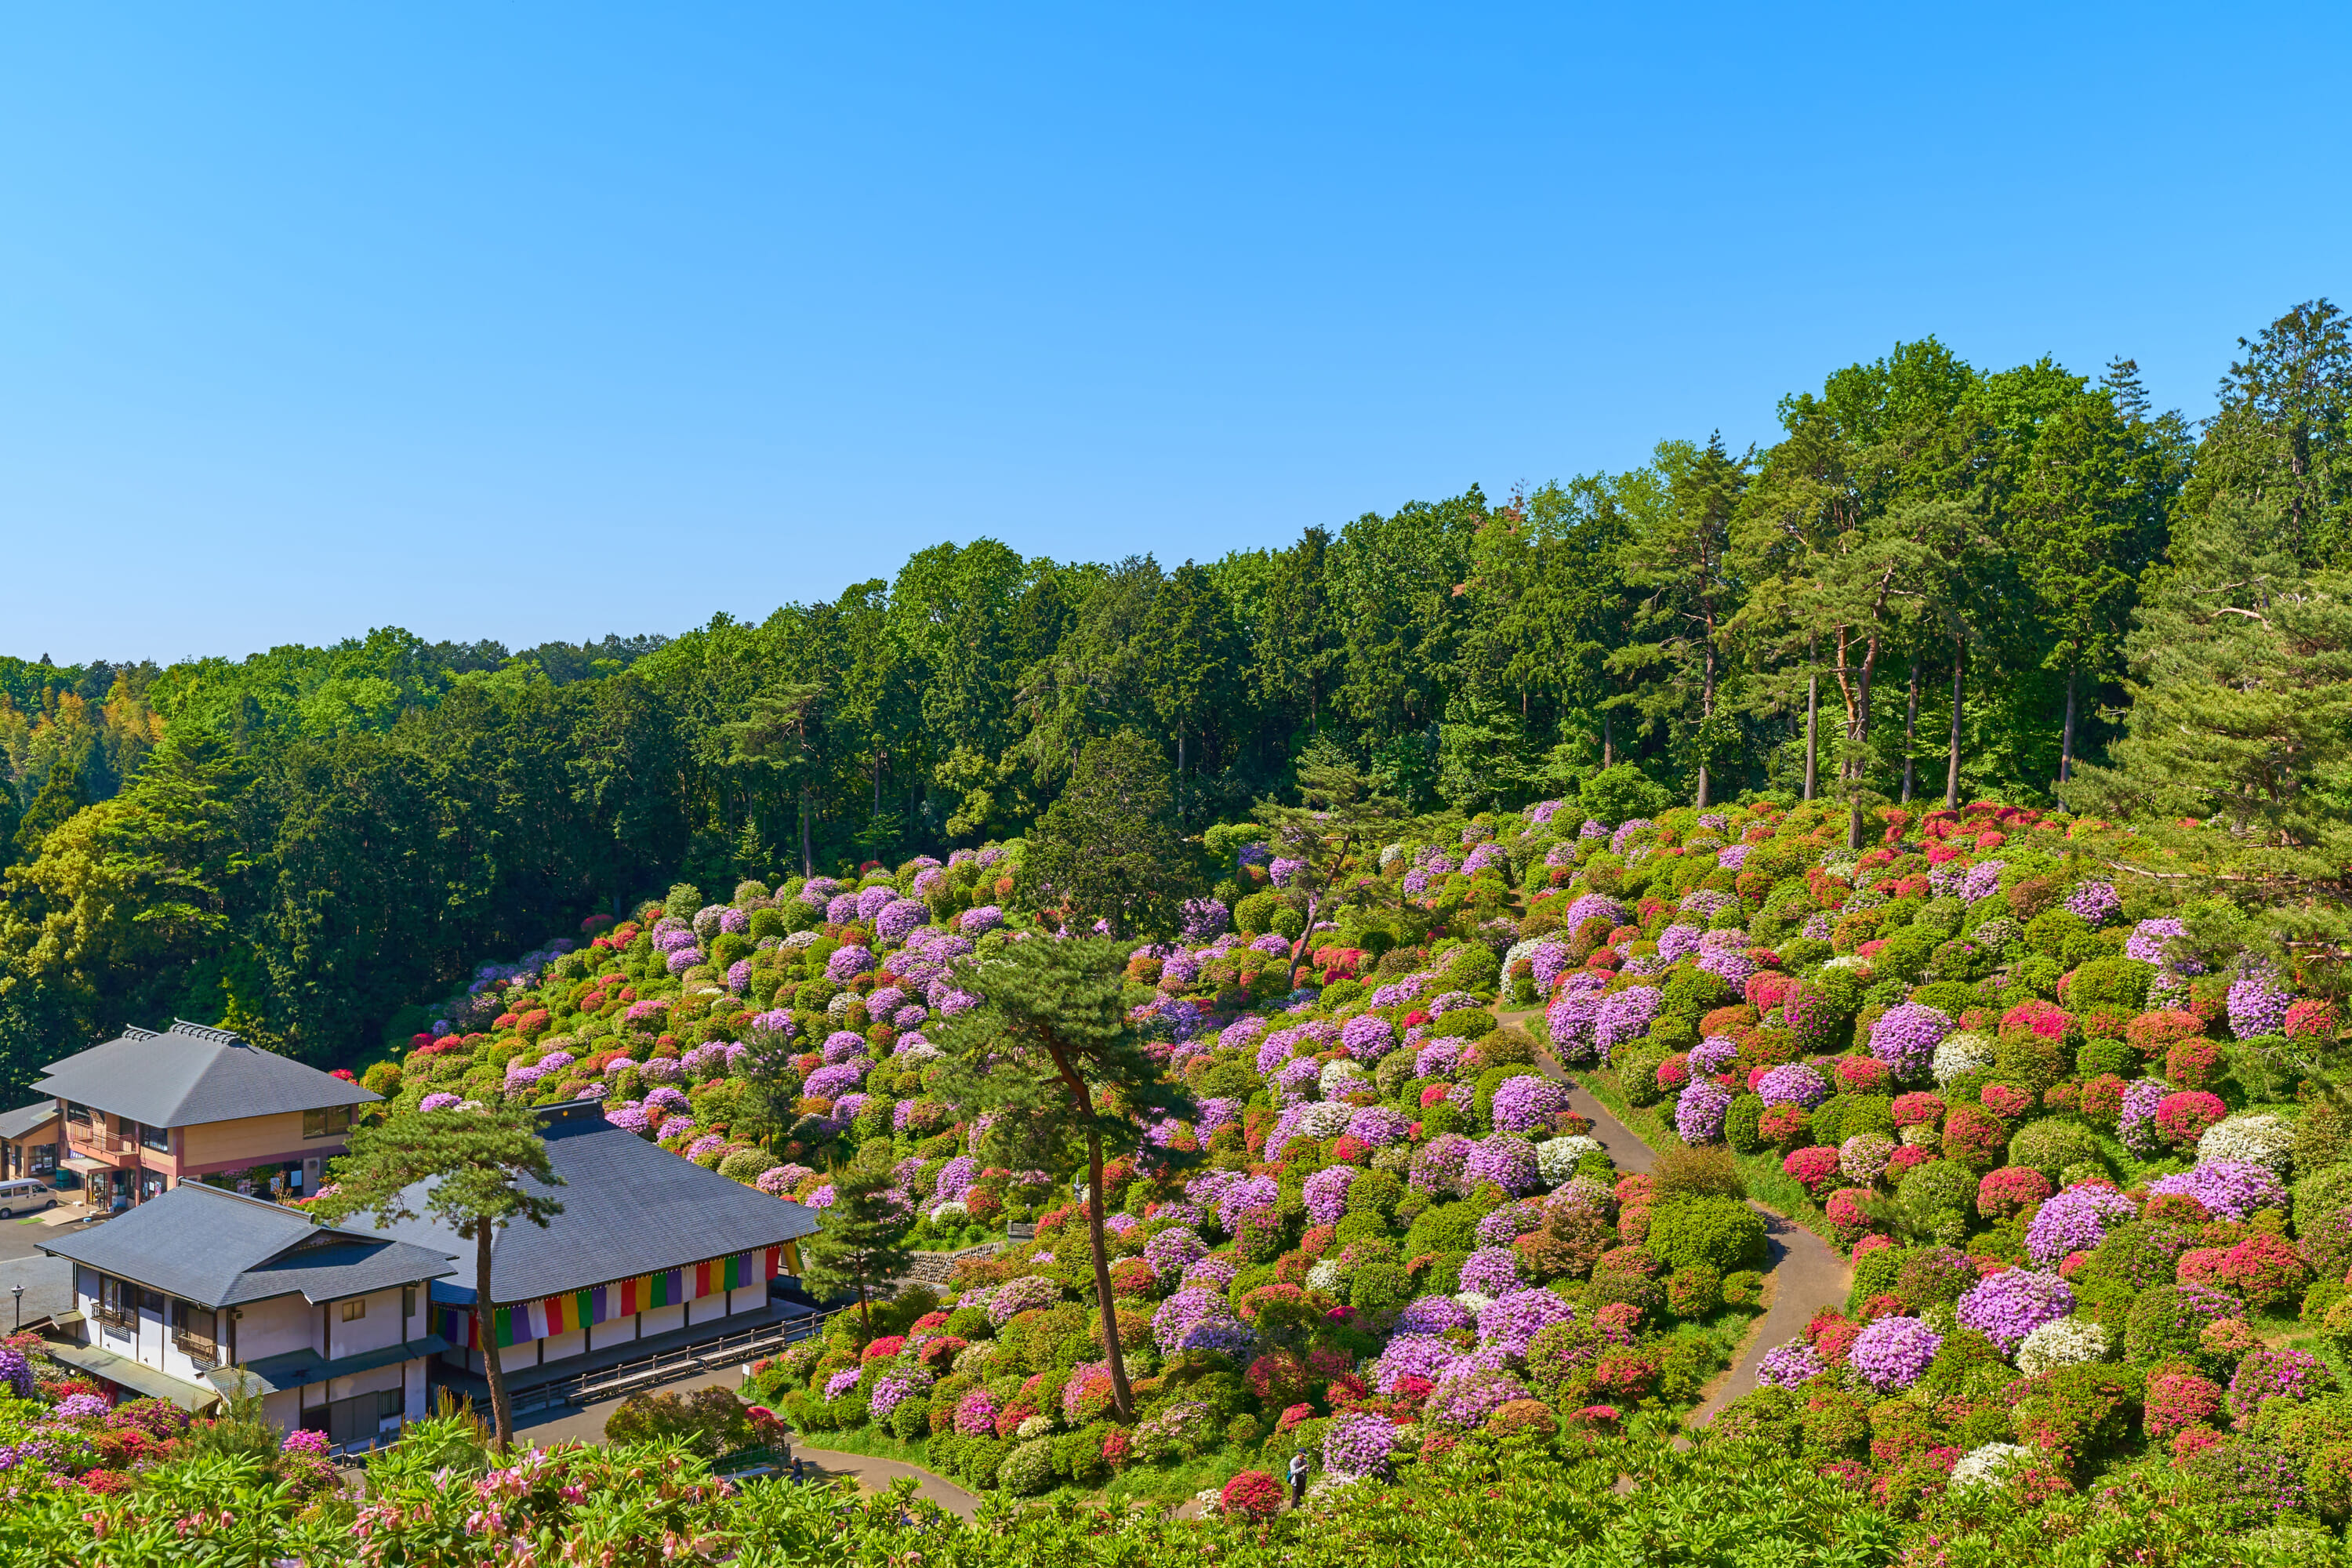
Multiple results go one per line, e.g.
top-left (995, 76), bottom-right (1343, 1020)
top-left (2005, 1119), bottom-right (2104, 1181)
top-left (2124, 1282), bottom-right (2245, 1367)
top-left (1645, 1194), bottom-right (1767, 1275)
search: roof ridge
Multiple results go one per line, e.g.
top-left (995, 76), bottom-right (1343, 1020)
top-left (167, 1018), bottom-right (244, 1044)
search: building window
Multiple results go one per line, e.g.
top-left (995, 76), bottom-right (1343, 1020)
top-left (303, 1105), bottom-right (352, 1140)
top-left (64, 1102), bottom-right (89, 1127)
top-left (339, 1298), bottom-right (367, 1322)
top-left (30, 1143), bottom-right (55, 1174)
top-left (139, 1122), bottom-right (170, 1154)
top-left (402, 1286), bottom-right (416, 1322)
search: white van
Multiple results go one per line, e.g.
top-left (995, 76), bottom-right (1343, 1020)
top-left (0, 1179), bottom-right (55, 1218)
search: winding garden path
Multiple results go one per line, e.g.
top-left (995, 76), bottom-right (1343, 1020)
top-left (1495, 1006), bottom-right (1850, 1426)
top-left (721, 1002), bottom-right (1853, 1519)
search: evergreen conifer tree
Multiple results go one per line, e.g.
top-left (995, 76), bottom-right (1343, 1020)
top-left (797, 1151), bottom-right (914, 1334)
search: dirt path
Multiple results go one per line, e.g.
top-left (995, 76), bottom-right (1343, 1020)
top-left (1498, 1004), bottom-right (1849, 1427)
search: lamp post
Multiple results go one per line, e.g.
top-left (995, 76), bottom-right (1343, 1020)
top-left (12, 1283), bottom-right (21, 1333)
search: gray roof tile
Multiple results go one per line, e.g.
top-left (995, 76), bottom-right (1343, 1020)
top-left (0, 1102), bottom-right (58, 1141)
top-left (353, 1100), bottom-right (821, 1304)
top-left (37, 1183), bottom-right (453, 1308)
top-left (34, 1021), bottom-right (379, 1127)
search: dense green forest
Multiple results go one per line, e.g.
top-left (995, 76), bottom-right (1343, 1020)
top-left (2, 300), bottom-right (2347, 1094)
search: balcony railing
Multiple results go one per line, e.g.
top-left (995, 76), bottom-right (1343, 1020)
top-left (67, 1126), bottom-right (139, 1159)
top-left (94, 1304), bottom-right (134, 1334)
top-left (172, 1331), bottom-right (217, 1362)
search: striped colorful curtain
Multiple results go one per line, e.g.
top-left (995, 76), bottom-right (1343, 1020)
top-left (450, 1246), bottom-right (797, 1351)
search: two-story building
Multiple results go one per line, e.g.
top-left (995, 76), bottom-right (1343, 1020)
top-left (38, 1181), bottom-right (456, 1442)
top-left (33, 1019), bottom-right (378, 1210)
top-left (354, 1099), bottom-right (821, 1390)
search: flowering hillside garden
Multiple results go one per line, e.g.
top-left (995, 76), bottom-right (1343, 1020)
top-left (341, 790), bottom-right (2352, 1541)
top-left (16, 791), bottom-right (2352, 1560)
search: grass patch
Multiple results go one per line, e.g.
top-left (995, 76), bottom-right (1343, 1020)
top-left (786, 1420), bottom-right (1269, 1512)
top-left (1574, 1068), bottom-right (1839, 1246)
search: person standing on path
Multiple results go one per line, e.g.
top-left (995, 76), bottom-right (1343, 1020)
top-left (1287, 1452), bottom-right (1309, 1508)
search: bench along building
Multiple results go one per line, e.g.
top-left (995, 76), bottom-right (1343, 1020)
top-left (32, 1020), bottom-right (379, 1210)
top-left (37, 1182), bottom-right (455, 1442)
top-left (355, 1099), bottom-right (822, 1382)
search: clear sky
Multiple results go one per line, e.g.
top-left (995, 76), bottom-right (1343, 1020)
top-left (5, 3), bottom-right (2347, 666)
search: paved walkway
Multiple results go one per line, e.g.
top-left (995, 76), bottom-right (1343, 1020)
top-left (507, 1352), bottom-right (983, 1517)
top-left (1497, 1004), bottom-right (1849, 1428)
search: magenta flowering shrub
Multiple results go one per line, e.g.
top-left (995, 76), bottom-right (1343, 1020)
top-left (1428, 1369), bottom-right (1532, 1430)
top-left (1341, 1012), bottom-right (1396, 1062)
top-left (1490, 1074), bottom-right (1572, 1134)
top-left (1304, 1165), bottom-right (1358, 1226)
top-left (1867, 1004), bottom-right (1951, 1083)
top-left (1459, 1247), bottom-right (1523, 1298)
top-left (1755, 1063), bottom-right (1831, 1109)
top-left (1370, 1332), bottom-right (1461, 1395)
top-left (1477, 1288), bottom-right (1576, 1358)
top-left (2025, 1185), bottom-right (2139, 1265)
top-left (953, 1387), bottom-right (1000, 1436)
top-left (1756, 1339), bottom-right (1825, 1389)
top-left (1465, 1134), bottom-right (1542, 1195)
top-left (1594, 986), bottom-right (1663, 1061)
top-left (1144, 1226), bottom-right (1207, 1277)
top-left (2147, 1160), bottom-right (2287, 1223)
top-left (2227, 967), bottom-right (2292, 1040)
top-left (1956, 1269), bottom-right (2074, 1355)
top-left (1675, 1079), bottom-right (1733, 1143)
top-left (826, 945), bottom-right (877, 982)
top-left (1323, 1410), bottom-right (1397, 1478)
top-left (2225, 1348), bottom-right (2334, 1426)
top-left (1849, 1315), bottom-right (1941, 1391)
top-left (1398, 1294), bottom-right (1472, 1335)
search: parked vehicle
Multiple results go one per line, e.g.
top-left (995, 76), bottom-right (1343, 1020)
top-left (0, 1178), bottom-right (57, 1218)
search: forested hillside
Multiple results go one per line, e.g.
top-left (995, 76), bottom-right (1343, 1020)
top-left (2, 301), bottom-right (2347, 1093)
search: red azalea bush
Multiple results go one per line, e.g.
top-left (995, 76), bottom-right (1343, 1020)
top-left (1220, 1469), bottom-right (1284, 1521)
top-left (1836, 1055), bottom-right (1891, 1094)
top-left (2285, 997), bottom-right (2337, 1040)
top-left (1655, 1054), bottom-right (1693, 1092)
top-left (1824, 1188), bottom-right (1877, 1246)
top-left (1785, 1145), bottom-right (1842, 1196)
top-left (2126, 1010), bottom-right (2206, 1061)
top-left (1940, 1103), bottom-right (2009, 1168)
top-left (1890, 1092), bottom-right (1944, 1128)
top-left (1979, 1081), bottom-right (2034, 1120)
top-left (2154, 1091), bottom-right (2228, 1150)
top-left (1976, 1166), bottom-right (2053, 1220)
top-left (2204, 1232), bottom-right (2310, 1313)
top-left (2077, 1073), bottom-right (2128, 1127)
top-left (1759, 1102), bottom-right (1811, 1149)
top-left (2143, 1370), bottom-right (2224, 1439)
top-left (2165, 1037), bottom-right (2224, 1093)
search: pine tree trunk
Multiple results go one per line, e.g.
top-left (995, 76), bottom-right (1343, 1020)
top-left (1696, 646), bottom-right (1715, 809)
top-left (1084, 1124), bottom-right (1135, 1419)
top-left (800, 786), bottom-right (814, 878)
top-left (1602, 707), bottom-right (1613, 769)
top-left (2059, 666), bottom-right (2078, 790)
top-left (1902, 659), bottom-right (1920, 804)
top-left (1847, 637), bottom-right (1876, 851)
top-left (1945, 639), bottom-right (1965, 811)
top-left (1178, 730), bottom-right (1187, 824)
top-left (1802, 645), bottom-right (1819, 803)
top-left (478, 1225), bottom-right (512, 1453)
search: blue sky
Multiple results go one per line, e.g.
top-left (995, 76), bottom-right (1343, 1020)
top-left (5, 3), bottom-right (2347, 665)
